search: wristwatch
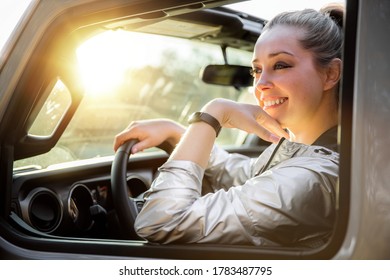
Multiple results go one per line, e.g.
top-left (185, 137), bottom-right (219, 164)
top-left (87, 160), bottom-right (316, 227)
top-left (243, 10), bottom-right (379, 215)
top-left (188, 112), bottom-right (221, 137)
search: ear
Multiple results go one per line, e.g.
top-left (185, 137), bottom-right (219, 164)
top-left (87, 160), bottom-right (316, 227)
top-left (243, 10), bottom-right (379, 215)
top-left (323, 58), bottom-right (342, 91)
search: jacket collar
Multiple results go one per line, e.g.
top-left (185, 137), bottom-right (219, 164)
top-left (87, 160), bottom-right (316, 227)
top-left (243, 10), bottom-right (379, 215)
top-left (312, 126), bottom-right (338, 152)
top-left (255, 126), bottom-right (339, 175)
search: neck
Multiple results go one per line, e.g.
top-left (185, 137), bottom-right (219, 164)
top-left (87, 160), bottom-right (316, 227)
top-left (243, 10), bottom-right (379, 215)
top-left (289, 120), bottom-right (338, 144)
top-left (288, 96), bottom-right (339, 145)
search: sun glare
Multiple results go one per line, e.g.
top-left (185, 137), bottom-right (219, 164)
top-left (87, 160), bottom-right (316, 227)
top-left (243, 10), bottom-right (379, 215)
top-left (77, 30), bottom-right (140, 97)
top-left (77, 29), bottom-right (193, 98)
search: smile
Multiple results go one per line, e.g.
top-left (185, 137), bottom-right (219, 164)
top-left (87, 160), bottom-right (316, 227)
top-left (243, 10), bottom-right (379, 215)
top-left (263, 97), bottom-right (288, 107)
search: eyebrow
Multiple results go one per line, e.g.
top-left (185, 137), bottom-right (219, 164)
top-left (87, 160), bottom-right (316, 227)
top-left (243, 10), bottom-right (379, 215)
top-left (252, 51), bottom-right (295, 63)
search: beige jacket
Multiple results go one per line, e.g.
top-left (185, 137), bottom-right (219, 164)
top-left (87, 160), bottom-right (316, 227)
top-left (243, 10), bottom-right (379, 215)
top-left (134, 127), bottom-right (339, 247)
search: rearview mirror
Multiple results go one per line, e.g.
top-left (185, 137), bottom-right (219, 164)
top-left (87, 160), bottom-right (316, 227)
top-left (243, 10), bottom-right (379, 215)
top-left (201, 64), bottom-right (253, 88)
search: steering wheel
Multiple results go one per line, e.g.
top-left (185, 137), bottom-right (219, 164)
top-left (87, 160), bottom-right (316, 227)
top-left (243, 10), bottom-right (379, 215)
top-left (111, 139), bottom-right (142, 238)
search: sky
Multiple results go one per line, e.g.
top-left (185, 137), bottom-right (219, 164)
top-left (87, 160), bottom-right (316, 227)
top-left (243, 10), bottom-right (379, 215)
top-left (226, 0), bottom-right (345, 20)
top-left (1, 0), bottom-right (345, 55)
top-left (0, 0), bottom-right (32, 53)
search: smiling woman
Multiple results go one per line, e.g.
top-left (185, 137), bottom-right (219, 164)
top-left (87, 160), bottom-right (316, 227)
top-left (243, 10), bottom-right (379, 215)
top-left (1, 0), bottom-right (390, 266)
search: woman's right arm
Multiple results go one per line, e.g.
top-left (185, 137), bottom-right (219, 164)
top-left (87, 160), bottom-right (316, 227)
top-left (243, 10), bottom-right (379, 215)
top-left (113, 118), bottom-right (255, 189)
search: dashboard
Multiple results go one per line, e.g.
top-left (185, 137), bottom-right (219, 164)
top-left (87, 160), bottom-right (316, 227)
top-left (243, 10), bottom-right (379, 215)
top-left (10, 148), bottom-right (257, 239)
top-left (10, 157), bottom-right (159, 239)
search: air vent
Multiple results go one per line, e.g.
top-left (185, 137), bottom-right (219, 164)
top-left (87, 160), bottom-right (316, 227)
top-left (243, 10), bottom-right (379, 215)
top-left (20, 188), bottom-right (63, 233)
top-left (126, 175), bottom-right (149, 197)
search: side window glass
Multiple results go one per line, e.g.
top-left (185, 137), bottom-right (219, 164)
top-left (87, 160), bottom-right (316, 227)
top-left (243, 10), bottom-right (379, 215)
top-left (28, 79), bottom-right (71, 137)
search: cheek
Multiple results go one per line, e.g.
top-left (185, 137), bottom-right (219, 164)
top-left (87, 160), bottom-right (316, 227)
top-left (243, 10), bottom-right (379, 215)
top-left (287, 72), bottom-right (322, 102)
top-left (291, 82), bottom-right (324, 110)
top-left (253, 88), bottom-right (264, 107)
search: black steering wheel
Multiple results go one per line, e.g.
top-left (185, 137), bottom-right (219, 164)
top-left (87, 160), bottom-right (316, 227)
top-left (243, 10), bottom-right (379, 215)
top-left (111, 139), bottom-right (142, 238)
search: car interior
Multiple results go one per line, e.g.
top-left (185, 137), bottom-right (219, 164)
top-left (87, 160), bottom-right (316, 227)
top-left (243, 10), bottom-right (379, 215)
top-left (0, 0), bottom-right (356, 259)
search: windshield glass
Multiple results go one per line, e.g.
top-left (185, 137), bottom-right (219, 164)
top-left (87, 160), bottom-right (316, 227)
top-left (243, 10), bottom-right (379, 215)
top-left (0, 0), bottom-right (33, 58)
top-left (14, 30), bottom-right (254, 169)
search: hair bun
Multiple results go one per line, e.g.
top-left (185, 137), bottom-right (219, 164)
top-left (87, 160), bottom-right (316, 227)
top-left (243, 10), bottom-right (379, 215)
top-left (320, 3), bottom-right (344, 28)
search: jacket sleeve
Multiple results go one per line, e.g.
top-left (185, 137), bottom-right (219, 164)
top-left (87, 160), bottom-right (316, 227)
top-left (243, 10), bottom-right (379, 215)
top-left (204, 145), bottom-right (257, 190)
top-left (134, 156), bottom-right (338, 246)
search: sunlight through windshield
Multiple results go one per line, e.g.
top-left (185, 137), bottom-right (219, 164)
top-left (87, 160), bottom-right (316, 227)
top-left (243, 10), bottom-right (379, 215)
top-left (77, 31), bottom-right (192, 98)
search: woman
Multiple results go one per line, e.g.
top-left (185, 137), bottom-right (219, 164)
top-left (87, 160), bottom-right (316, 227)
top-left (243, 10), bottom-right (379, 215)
top-left (114, 5), bottom-right (343, 247)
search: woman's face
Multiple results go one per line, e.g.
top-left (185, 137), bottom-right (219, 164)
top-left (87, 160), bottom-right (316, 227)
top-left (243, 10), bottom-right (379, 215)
top-left (252, 25), bottom-right (328, 132)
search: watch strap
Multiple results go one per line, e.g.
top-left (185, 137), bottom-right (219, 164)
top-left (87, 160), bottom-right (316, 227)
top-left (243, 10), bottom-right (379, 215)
top-left (188, 112), bottom-right (221, 137)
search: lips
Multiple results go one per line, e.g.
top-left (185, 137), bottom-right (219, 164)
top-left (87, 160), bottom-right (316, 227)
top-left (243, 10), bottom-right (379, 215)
top-left (263, 97), bottom-right (288, 108)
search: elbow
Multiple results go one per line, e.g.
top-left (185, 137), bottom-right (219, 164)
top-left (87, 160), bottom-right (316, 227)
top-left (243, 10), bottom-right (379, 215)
top-left (134, 217), bottom-right (174, 244)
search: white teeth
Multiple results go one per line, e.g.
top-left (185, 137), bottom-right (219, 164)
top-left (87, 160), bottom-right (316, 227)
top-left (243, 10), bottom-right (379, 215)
top-left (264, 98), bottom-right (286, 107)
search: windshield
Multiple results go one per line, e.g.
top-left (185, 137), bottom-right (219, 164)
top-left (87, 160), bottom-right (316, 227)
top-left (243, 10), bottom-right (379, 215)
top-left (0, 0), bottom-right (33, 59)
top-left (14, 30), bottom-right (254, 169)
top-left (13, 0), bottom-right (345, 170)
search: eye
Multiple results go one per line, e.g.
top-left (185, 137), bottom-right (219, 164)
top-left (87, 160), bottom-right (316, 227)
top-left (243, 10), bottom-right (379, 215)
top-left (249, 68), bottom-right (262, 78)
top-left (274, 62), bottom-right (291, 70)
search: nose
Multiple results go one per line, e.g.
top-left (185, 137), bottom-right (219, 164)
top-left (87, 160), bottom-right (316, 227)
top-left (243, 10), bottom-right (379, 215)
top-left (254, 72), bottom-right (272, 92)
top-left (253, 72), bottom-right (273, 101)
top-left (253, 72), bottom-right (273, 104)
